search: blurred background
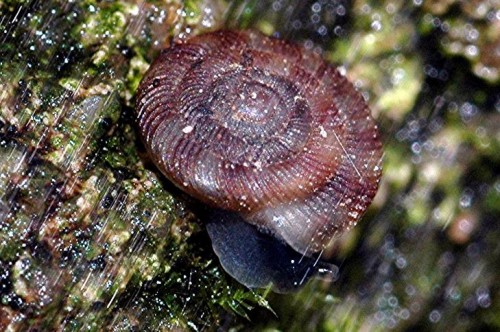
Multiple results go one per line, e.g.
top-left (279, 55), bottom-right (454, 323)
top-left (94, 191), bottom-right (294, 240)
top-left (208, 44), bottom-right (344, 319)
top-left (0, 0), bottom-right (499, 331)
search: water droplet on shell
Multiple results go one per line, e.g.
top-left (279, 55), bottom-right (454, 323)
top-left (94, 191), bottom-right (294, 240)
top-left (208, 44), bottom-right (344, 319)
top-left (136, 30), bottom-right (382, 291)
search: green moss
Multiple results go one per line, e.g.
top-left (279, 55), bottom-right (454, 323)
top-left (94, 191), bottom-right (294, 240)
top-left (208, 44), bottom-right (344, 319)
top-left (76, 3), bottom-right (128, 48)
top-left (1, 0), bottom-right (499, 330)
top-left (184, 0), bottom-right (202, 25)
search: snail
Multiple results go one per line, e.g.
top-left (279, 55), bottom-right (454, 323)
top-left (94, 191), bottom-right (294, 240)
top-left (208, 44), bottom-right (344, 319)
top-left (136, 30), bottom-right (382, 292)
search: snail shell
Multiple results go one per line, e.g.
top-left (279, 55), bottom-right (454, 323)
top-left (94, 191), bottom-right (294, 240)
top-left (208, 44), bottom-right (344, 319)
top-left (136, 30), bottom-right (382, 291)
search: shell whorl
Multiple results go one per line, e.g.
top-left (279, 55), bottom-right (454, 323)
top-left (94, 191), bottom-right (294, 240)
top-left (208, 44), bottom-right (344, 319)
top-left (136, 30), bottom-right (382, 256)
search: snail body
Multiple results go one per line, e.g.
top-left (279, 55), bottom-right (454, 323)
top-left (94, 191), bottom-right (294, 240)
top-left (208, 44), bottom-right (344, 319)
top-left (136, 30), bottom-right (382, 291)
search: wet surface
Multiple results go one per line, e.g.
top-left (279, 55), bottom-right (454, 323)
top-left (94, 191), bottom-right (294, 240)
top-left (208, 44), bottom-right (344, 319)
top-left (0, 0), bottom-right (499, 331)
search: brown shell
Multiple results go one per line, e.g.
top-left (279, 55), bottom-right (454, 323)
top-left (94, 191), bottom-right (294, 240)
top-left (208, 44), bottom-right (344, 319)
top-left (136, 30), bottom-right (382, 255)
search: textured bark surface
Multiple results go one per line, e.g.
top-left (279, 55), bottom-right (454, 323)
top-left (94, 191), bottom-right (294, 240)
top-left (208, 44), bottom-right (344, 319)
top-left (0, 0), bottom-right (499, 331)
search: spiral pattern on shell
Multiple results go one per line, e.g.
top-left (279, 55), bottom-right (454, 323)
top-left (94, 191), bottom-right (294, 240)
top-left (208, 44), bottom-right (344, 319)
top-left (136, 30), bottom-right (382, 256)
